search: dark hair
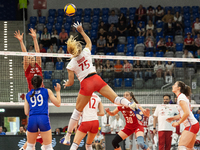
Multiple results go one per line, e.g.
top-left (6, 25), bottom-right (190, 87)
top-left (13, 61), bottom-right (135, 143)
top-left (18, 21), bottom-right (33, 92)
top-left (177, 81), bottom-right (191, 97)
top-left (127, 91), bottom-right (139, 104)
top-left (163, 94), bottom-right (171, 99)
top-left (29, 75), bottom-right (43, 97)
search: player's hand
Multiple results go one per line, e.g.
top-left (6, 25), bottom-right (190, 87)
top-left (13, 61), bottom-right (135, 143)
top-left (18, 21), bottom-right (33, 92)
top-left (143, 108), bottom-right (150, 117)
top-left (73, 21), bottom-right (83, 33)
top-left (153, 129), bottom-right (157, 135)
top-left (54, 83), bottom-right (61, 91)
top-left (63, 80), bottom-right (70, 88)
top-left (105, 108), bottom-right (110, 113)
top-left (172, 122), bottom-right (179, 127)
top-left (29, 28), bottom-right (36, 39)
top-left (14, 30), bottom-right (23, 42)
top-left (166, 117), bottom-right (174, 123)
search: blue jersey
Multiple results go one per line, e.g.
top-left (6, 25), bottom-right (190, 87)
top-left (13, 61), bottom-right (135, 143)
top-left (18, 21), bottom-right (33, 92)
top-left (26, 88), bottom-right (49, 116)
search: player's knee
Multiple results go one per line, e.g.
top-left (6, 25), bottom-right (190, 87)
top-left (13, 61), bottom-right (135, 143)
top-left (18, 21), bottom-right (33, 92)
top-left (26, 143), bottom-right (35, 150)
top-left (43, 144), bottom-right (53, 150)
top-left (129, 139), bottom-right (133, 146)
top-left (71, 109), bottom-right (82, 121)
top-left (178, 146), bottom-right (187, 150)
top-left (85, 144), bottom-right (92, 150)
top-left (112, 134), bottom-right (123, 149)
top-left (137, 136), bottom-right (148, 150)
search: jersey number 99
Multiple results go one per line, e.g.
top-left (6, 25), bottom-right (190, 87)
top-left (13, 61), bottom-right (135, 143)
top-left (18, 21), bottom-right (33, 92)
top-left (30, 94), bottom-right (43, 107)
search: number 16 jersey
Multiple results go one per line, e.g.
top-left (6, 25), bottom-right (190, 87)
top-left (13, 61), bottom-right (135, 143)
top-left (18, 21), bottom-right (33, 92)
top-left (67, 48), bottom-right (96, 82)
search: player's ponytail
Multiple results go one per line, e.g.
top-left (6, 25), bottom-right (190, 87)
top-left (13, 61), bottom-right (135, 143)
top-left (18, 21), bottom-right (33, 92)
top-left (129, 91), bottom-right (139, 104)
top-left (66, 35), bottom-right (82, 58)
top-left (29, 75), bottom-right (43, 97)
top-left (177, 81), bottom-right (191, 97)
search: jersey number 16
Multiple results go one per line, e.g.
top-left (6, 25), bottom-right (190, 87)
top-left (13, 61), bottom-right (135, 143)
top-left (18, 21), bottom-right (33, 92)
top-left (79, 60), bottom-right (90, 71)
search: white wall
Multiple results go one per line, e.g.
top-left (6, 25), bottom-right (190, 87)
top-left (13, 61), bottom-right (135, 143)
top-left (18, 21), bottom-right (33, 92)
top-left (28, 0), bottom-right (199, 17)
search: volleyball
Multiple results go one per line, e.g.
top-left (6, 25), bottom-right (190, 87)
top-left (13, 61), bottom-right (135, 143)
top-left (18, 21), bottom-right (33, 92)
top-left (64, 3), bottom-right (77, 16)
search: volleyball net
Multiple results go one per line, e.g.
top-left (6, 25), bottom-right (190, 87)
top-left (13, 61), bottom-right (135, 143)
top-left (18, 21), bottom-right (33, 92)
top-left (0, 51), bottom-right (200, 106)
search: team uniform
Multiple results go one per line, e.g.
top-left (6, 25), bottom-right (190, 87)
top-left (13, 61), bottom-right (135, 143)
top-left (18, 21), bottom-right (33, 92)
top-left (26, 88), bottom-right (51, 132)
top-left (78, 93), bottom-right (101, 134)
top-left (117, 106), bottom-right (144, 136)
top-left (66, 48), bottom-right (107, 96)
top-left (25, 63), bottom-right (44, 91)
top-left (142, 116), bottom-right (149, 135)
top-left (177, 93), bottom-right (199, 134)
top-left (148, 115), bottom-right (154, 134)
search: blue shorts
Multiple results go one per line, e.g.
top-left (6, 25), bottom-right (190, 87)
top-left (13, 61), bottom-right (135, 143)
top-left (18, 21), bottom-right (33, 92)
top-left (27, 115), bottom-right (51, 132)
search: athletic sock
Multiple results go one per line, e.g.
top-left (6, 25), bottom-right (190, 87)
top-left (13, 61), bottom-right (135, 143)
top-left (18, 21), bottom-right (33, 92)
top-left (26, 143), bottom-right (34, 150)
top-left (114, 97), bottom-right (131, 106)
top-left (67, 109), bottom-right (82, 136)
top-left (70, 143), bottom-right (79, 150)
top-left (85, 144), bottom-right (92, 150)
top-left (43, 144), bottom-right (53, 150)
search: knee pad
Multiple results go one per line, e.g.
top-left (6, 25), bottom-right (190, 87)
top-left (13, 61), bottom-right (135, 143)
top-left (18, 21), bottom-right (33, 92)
top-left (178, 146), bottom-right (187, 150)
top-left (129, 139), bottom-right (133, 145)
top-left (137, 136), bottom-right (148, 150)
top-left (112, 134), bottom-right (123, 149)
top-left (85, 144), bottom-right (92, 150)
top-left (43, 144), bottom-right (53, 150)
top-left (71, 109), bottom-right (82, 121)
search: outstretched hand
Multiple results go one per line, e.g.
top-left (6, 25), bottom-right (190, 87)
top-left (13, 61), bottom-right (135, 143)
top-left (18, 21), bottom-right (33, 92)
top-left (105, 108), bottom-right (110, 113)
top-left (29, 28), bottom-right (36, 39)
top-left (14, 30), bottom-right (23, 42)
top-left (73, 21), bottom-right (83, 33)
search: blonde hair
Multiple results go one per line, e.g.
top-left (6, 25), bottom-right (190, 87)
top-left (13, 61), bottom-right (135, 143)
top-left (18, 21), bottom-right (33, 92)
top-left (66, 35), bottom-right (82, 58)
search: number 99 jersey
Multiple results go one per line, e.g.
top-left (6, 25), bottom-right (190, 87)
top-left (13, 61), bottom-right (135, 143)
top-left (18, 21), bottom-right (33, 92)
top-left (66, 48), bottom-right (96, 82)
top-left (26, 88), bottom-right (49, 116)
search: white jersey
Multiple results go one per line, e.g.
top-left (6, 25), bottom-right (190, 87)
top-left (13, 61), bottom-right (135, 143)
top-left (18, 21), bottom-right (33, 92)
top-left (148, 115), bottom-right (154, 131)
top-left (82, 93), bottom-right (101, 122)
top-left (177, 93), bottom-right (198, 127)
top-left (66, 48), bottom-right (96, 82)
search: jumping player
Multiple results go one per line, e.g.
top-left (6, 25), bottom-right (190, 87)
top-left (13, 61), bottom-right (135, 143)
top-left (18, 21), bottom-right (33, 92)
top-left (24, 75), bottom-right (61, 150)
top-left (166, 81), bottom-right (199, 150)
top-left (105, 92), bottom-right (150, 150)
top-left (69, 93), bottom-right (104, 150)
top-left (14, 29), bottom-right (43, 91)
top-left (60, 22), bottom-right (140, 145)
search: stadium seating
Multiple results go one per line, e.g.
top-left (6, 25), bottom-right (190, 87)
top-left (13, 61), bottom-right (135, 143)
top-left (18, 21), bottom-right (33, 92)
top-left (84, 8), bottom-right (92, 16)
top-left (93, 8), bottom-right (100, 16)
top-left (39, 16), bottom-right (46, 24)
top-left (174, 6), bottom-right (181, 13)
top-left (102, 8), bottom-right (109, 15)
top-left (49, 9), bottom-right (56, 17)
top-left (134, 78), bottom-right (144, 89)
top-left (127, 36), bottom-right (135, 44)
top-left (145, 79), bottom-right (154, 89)
top-left (129, 7), bottom-right (136, 15)
top-left (58, 9), bottom-right (65, 17)
top-left (56, 62), bottom-right (64, 70)
top-left (52, 79), bottom-right (61, 88)
top-left (183, 6), bottom-right (190, 14)
top-left (114, 78), bottom-right (123, 88)
top-left (126, 44), bottom-right (134, 52)
top-left (46, 62), bottom-right (54, 70)
top-left (48, 16), bottom-right (54, 24)
top-left (76, 8), bottom-right (83, 16)
top-left (155, 78), bottom-right (164, 88)
top-left (30, 16), bottom-right (37, 24)
top-left (124, 78), bottom-right (133, 87)
top-left (44, 71), bottom-right (53, 79)
top-left (117, 44), bottom-right (125, 52)
top-left (43, 79), bottom-right (51, 89)
top-left (55, 23), bottom-right (62, 34)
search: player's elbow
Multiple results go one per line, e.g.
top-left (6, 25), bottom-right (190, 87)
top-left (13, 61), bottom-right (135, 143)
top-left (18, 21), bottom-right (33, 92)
top-left (55, 102), bottom-right (61, 107)
top-left (25, 111), bottom-right (29, 116)
top-left (98, 112), bottom-right (105, 116)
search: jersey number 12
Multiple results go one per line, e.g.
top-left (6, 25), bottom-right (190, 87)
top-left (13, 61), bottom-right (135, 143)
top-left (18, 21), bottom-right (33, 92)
top-left (79, 60), bottom-right (90, 71)
top-left (89, 98), bottom-right (96, 109)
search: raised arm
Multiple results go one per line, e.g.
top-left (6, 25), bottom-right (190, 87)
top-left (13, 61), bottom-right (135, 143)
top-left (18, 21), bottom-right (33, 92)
top-left (63, 69), bottom-right (74, 88)
top-left (48, 83), bottom-right (61, 107)
top-left (73, 22), bottom-right (92, 50)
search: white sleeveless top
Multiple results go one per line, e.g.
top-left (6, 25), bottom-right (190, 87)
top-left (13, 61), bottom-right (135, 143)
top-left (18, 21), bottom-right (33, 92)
top-left (177, 93), bottom-right (198, 127)
top-left (82, 93), bottom-right (101, 122)
top-left (66, 48), bottom-right (96, 82)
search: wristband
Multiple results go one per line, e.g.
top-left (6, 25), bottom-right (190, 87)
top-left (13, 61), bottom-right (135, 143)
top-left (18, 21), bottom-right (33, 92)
top-left (153, 128), bottom-right (156, 130)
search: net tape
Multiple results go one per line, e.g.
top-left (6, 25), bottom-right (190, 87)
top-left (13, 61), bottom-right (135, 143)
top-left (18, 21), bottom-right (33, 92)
top-left (0, 51), bottom-right (200, 62)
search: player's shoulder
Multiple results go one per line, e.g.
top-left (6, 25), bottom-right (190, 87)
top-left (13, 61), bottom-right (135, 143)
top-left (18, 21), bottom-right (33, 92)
top-left (83, 47), bottom-right (91, 54)
top-left (178, 93), bottom-right (188, 101)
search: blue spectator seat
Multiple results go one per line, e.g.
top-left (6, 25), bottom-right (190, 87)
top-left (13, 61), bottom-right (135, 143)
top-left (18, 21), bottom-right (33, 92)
top-left (184, 27), bottom-right (192, 35)
top-left (183, 6), bottom-right (190, 14)
top-left (56, 16), bottom-right (63, 24)
top-left (129, 7), bottom-right (136, 15)
top-left (48, 16), bottom-right (54, 24)
top-left (106, 52), bottom-right (115, 55)
top-left (84, 8), bottom-right (92, 16)
top-left (91, 22), bottom-right (98, 30)
top-left (165, 35), bottom-right (174, 42)
top-left (117, 44), bottom-right (125, 52)
top-left (127, 36), bottom-right (135, 44)
top-left (189, 51), bottom-right (194, 55)
top-left (184, 20), bottom-right (191, 28)
top-left (129, 14), bottom-right (135, 21)
top-left (30, 16), bottom-right (37, 24)
top-left (76, 8), bottom-right (83, 16)
top-left (44, 71), bottom-right (52, 79)
top-left (56, 62), bottom-right (64, 70)
top-left (156, 35), bottom-right (164, 43)
top-left (176, 43), bottom-right (184, 51)
top-left (39, 16), bottom-right (46, 24)
top-left (91, 45), bottom-right (96, 54)
top-left (55, 23), bottom-right (62, 34)
top-left (193, 13), bottom-right (200, 21)
top-left (192, 6), bottom-right (199, 14)
top-left (84, 15), bottom-right (91, 23)
top-left (46, 23), bottom-right (53, 33)
top-left (184, 13), bottom-right (191, 21)
top-left (126, 52), bottom-right (134, 56)
top-left (137, 36), bottom-right (145, 44)
top-left (93, 8), bottom-right (100, 16)
top-left (120, 7), bottom-right (128, 16)
top-left (124, 78), bottom-right (133, 87)
top-left (66, 16), bottom-right (73, 24)
top-left (52, 79), bottom-right (61, 88)
top-left (102, 8), bottom-right (109, 15)
top-left (156, 52), bottom-right (164, 57)
top-left (64, 23), bottom-right (71, 31)
top-left (28, 24), bottom-right (35, 31)
top-left (156, 21), bottom-right (164, 28)
top-left (60, 45), bottom-right (67, 53)
top-left (102, 15), bottom-right (108, 24)
top-left (114, 78), bottom-right (123, 88)
top-left (176, 62), bottom-right (183, 67)
top-left (57, 9), bottom-right (64, 17)
top-left (174, 6), bottom-right (181, 13)
top-left (49, 9), bottom-right (56, 17)
top-left (126, 44), bottom-right (134, 52)
top-left (137, 21), bottom-right (145, 28)
top-left (145, 52), bottom-right (154, 57)
top-left (74, 16), bottom-right (81, 23)
top-left (90, 30), bottom-right (98, 40)
top-left (92, 15), bottom-right (99, 23)
top-left (165, 6), bottom-right (173, 14)
top-left (194, 114), bottom-right (199, 121)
